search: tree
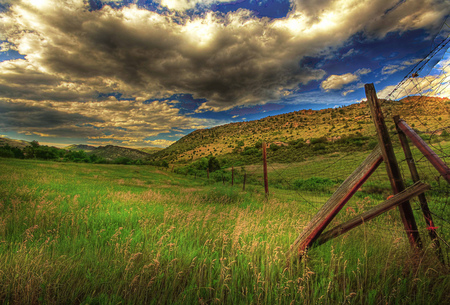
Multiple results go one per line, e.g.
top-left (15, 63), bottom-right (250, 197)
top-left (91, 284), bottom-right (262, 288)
top-left (208, 156), bottom-right (221, 172)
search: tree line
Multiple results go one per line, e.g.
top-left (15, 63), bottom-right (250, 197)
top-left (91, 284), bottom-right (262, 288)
top-left (0, 140), bottom-right (169, 167)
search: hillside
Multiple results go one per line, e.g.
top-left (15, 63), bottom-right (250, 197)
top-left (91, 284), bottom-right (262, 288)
top-left (66, 144), bottom-right (97, 152)
top-left (0, 137), bottom-right (31, 149)
top-left (88, 145), bottom-right (153, 161)
top-left (137, 147), bottom-right (163, 154)
top-left (150, 96), bottom-right (450, 164)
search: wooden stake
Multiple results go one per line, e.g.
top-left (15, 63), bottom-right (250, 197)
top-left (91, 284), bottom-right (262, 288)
top-left (365, 83), bottom-right (421, 249)
top-left (396, 118), bottom-right (450, 184)
top-left (315, 181), bottom-right (430, 246)
top-left (263, 142), bottom-right (269, 197)
top-left (394, 116), bottom-right (443, 261)
top-left (286, 146), bottom-right (383, 260)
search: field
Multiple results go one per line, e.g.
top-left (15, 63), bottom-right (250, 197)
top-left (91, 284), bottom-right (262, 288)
top-left (0, 157), bottom-right (449, 304)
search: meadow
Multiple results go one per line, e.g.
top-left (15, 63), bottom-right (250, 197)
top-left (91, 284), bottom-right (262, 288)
top-left (0, 157), bottom-right (449, 304)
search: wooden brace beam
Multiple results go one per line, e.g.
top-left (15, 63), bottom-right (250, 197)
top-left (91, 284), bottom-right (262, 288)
top-left (286, 145), bottom-right (383, 259)
top-left (315, 181), bottom-right (431, 246)
top-left (396, 118), bottom-right (450, 184)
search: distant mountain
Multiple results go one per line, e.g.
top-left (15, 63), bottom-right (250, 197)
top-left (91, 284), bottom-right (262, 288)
top-left (150, 96), bottom-right (450, 164)
top-left (137, 147), bottom-right (163, 155)
top-left (89, 145), bottom-right (153, 161)
top-left (0, 137), bottom-right (31, 149)
top-left (66, 144), bottom-right (98, 152)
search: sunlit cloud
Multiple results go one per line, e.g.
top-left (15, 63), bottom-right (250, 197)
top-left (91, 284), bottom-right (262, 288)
top-left (0, 0), bottom-right (448, 146)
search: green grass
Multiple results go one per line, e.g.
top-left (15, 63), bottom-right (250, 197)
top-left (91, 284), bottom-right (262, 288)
top-left (0, 158), bottom-right (449, 304)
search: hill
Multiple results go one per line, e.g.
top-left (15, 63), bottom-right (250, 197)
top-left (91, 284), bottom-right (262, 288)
top-left (66, 144), bottom-right (98, 152)
top-left (0, 137), bottom-right (31, 149)
top-left (150, 96), bottom-right (450, 164)
top-left (89, 145), bottom-right (153, 161)
top-left (137, 147), bottom-right (163, 154)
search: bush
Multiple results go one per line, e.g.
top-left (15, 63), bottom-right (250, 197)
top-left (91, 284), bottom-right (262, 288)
top-left (310, 137), bottom-right (327, 145)
top-left (0, 147), bottom-right (14, 158)
top-left (113, 157), bottom-right (132, 165)
top-left (241, 147), bottom-right (261, 156)
top-left (269, 143), bottom-right (280, 151)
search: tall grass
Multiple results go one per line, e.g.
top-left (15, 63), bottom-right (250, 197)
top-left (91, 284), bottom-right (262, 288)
top-left (0, 158), bottom-right (449, 304)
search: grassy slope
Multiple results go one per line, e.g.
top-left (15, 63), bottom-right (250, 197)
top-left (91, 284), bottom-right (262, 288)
top-left (151, 97), bottom-right (450, 164)
top-left (0, 158), bottom-right (448, 304)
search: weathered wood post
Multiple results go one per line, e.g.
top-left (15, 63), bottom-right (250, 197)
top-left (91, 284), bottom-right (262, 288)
top-left (286, 146), bottom-right (383, 260)
top-left (263, 142), bottom-right (269, 197)
top-left (395, 118), bottom-right (450, 184)
top-left (365, 83), bottom-right (421, 249)
top-left (394, 116), bottom-right (443, 261)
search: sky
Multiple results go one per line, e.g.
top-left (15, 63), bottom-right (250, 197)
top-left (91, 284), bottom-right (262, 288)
top-left (0, 0), bottom-right (449, 148)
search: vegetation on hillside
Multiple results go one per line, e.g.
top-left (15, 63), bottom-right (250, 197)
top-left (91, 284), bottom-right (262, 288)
top-left (149, 97), bottom-right (450, 166)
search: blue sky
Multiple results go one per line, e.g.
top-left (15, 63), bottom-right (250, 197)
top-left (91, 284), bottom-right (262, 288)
top-left (0, 0), bottom-right (449, 147)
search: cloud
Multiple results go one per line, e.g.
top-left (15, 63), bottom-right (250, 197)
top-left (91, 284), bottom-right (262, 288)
top-left (0, 0), bottom-right (448, 146)
top-left (321, 68), bottom-right (371, 92)
top-left (1, 0), bottom-right (446, 111)
top-left (341, 48), bottom-right (359, 58)
top-left (321, 73), bottom-right (359, 91)
top-left (382, 59), bottom-right (421, 75)
top-left (292, 0), bottom-right (449, 39)
top-left (145, 139), bottom-right (175, 148)
top-left (0, 97), bottom-right (216, 146)
top-left (378, 56), bottom-right (450, 99)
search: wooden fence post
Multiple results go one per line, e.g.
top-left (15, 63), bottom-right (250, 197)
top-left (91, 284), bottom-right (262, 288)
top-left (394, 116), bottom-right (443, 261)
top-left (395, 118), bottom-right (450, 184)
top-left (365, 83), bottom-right (421, 249)
top-left (263, 142), bottom-right (269, 197)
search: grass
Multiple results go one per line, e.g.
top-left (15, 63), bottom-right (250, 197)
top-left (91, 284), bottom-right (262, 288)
top-left (0, 158), bottom-right (449, 304)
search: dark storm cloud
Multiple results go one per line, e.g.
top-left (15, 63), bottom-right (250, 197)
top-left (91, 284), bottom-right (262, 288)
top-left (0, 99), bottom-right (102, 129)
top-left (1, 0), bottom-right (448, 110)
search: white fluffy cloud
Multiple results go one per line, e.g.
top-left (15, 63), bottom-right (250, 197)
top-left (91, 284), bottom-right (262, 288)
top-left (321, 73), bottom-right (359, 91)
top-left (321, 68), bottom-right (371, 92)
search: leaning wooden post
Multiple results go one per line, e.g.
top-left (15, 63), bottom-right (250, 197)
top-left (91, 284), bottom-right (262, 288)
top-left (395, 118), bottom-right (450, 184)
top-left (365, 83), bottom-right (421, 249)
top-left (394, 116), bottom-right (443, 261)
top-left (286, 146), bottom-right (383, 260)
top-left (263, 142), bottom-right (269, 197)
